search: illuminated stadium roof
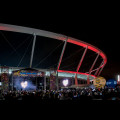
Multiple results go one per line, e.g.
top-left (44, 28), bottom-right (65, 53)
top-left (0, 23), bottom-right (107, 82)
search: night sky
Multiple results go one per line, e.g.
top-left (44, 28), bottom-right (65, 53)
top-left (0, 3), bottom-right (119, 80)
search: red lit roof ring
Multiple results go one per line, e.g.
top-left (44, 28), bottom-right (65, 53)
top-left (0, 23), bottom-right (107, 79)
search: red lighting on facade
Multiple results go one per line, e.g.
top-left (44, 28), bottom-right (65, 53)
top-left (57, 70), bottom-right (96, 78)
top-left (0, 23), bottom-right (107, 81)
top-left (67, 38), bottom-right (107, 67)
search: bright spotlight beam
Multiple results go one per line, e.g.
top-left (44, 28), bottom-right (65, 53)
top-left (21, 81), bottom-right (28, 89)
top-left (63, 79), bottom-right (68, 87)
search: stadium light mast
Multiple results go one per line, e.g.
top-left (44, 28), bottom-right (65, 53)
top-left (30, 33), bottom-right (36, 68)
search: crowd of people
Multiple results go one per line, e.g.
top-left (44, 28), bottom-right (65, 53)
top-left (1, 87), bottom-right (120, 100)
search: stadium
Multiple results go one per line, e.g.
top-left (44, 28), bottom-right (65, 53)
top-left (0, 23), bottom-right (107, 92)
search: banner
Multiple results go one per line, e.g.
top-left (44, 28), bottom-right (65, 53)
top-left (13, 69), bottom-right (44, 77)
top-left (106, 79), bottom-right (117, 88)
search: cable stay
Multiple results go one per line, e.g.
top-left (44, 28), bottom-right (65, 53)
top-left (46, 48), bottom-right (98, 71)
top-left (68, 67), bottom-right (79, 71)
top-left (3, 34), bottom-right (33, 61)
top-left (0, 31), bottom-right (17, 53)
top-left (46, 47), bottom-right (84, 69)
top-left (60, 51), bottom-right (83, 70)
top-left (10, 34), bottom-right (32, 55)
top-left (46, 63), bottom-right (58, 69)
top-left (60, 61), bottom-right (78, 69)
top-left (78, 52), bottom-right (97, 67)
top-left (34, 41), bottom-right (64, 68)
top-left (17, 36), bottom-right (33, 67)
top-left (76, 54), bottom-right (99, 73)
top-left (85, 57), bottom-right (103, 74)
top-left (46, 61), bottom-right (78, 71)
top-left (85, 68), bottom-right (99, 74)
top-left (61, 47), bottom-right (84, 63)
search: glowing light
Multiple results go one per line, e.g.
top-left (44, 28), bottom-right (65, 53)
top-left (57, 70), bottom-right (96, 78)
top-left (9, 71), bottom-right (12, 74)
top-left (0, 23), bottom-right (107, 78)
top-left (63, 79), bottom-right (69, 87)
top-left (21, 81), bottom-right (28, 88)
top-left (118, 75), bottom-right (120, 82)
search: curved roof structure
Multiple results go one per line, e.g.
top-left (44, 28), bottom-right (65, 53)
top-left (0, 23), bottom-right (107, 83)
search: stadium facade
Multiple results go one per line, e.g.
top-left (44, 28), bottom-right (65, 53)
top-left (0, 23), bottom-right (107, 91)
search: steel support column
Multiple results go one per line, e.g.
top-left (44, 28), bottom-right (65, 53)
top-left (57, 38), bottom-right (68, 70)
top-left (94, 60), bottom-right (104, 76)
top-left (97, 63), bottom-right (105, 77)
top-left (44, 75), bottom-right (46, 91)
top-left (56, 38), bottom-right (67, 90)
top-left (30, 33), bottom-right (36, 68)
top-left (12, 70), bottom-right (13, 91)
top-left (75, 73), bottom-right (78, 86)
top-left (75, 46), bottom-right (88, 86)
top-left (56, 71), bottom-right (59, 90)
top-left (76, 46), bottom-right (88, 72)
top-left (87, 53), bottom-right (100, 84)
